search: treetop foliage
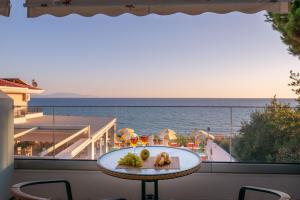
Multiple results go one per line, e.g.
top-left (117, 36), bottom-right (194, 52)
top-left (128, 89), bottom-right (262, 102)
top-left (233, 98), bottom-right (300, 163)
top-left (233, 2), bottom-right (300, 164)
top-left (266, 1), bottom-right (300, 58)
top-left (289, 70), bottom-right (300, 97)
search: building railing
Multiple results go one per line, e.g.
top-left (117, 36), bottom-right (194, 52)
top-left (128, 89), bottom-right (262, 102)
top-left (13, 105), bottom-right (300, 164)
top-left (14, 107), bottom-right (43, 118)
top-left (28, 106), bottom-right (43, 114)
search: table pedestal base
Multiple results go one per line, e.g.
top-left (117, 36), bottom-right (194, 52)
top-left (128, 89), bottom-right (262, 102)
top-left (141, 180), bottom-right (158, 200)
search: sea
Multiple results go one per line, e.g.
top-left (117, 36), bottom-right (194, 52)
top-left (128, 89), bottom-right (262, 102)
top-left (29, 98), bottom-right (297, 135)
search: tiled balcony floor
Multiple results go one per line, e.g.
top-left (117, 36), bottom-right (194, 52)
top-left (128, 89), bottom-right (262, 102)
top-left (13, 165), bottom-right (300, 200)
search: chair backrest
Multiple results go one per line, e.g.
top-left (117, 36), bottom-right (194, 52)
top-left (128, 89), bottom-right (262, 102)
top-left (238, 186), bottom-right (291, 200)
top-left (10, 179), bottom-right (73, 200)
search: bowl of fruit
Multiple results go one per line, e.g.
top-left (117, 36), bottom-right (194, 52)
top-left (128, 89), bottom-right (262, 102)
top-left (117, 149), bottom-right (175, 169)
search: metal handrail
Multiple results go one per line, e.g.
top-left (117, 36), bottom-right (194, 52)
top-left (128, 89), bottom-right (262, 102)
top-left (14, 105), bottom-right (299, 108)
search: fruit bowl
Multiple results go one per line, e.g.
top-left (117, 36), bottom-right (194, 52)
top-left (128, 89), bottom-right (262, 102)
top-left (117, 150), bottom-right (179, 170)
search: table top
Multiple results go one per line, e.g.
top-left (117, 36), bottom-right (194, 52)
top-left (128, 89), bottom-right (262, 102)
top-left (97, 146), bottom-right (201, 181)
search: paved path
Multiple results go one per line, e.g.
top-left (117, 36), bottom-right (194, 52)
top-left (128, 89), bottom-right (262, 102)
top-left (206, 140), bottom-right (235, 162)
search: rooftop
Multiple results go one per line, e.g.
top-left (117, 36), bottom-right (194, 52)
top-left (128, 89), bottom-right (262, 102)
top-left (15, 115), bottom-right (116, 136)
top-left (14, 115), bottom-right (117, 159)
top-left (0, 78), bottom-right (43, 93)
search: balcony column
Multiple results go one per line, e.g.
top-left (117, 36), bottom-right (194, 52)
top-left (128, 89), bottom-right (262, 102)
top-left (0, 91), bottom-right (14, 200)
top-left (113, 123), bottom-right (117, 148)
top-left (105, 130), bottom-right (108, 153)
top-left (99, 138), bottom-right (103, 156)
top-left (87, 139), bottom-right (95, 160)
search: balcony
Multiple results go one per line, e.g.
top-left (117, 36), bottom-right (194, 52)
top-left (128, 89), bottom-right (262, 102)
top-left (12, 160), bottom-right (300, 199)
top-left (11, 103), bottom-right (300, 163)
top-left (14, 107), bottom-right (44, 124)
top-left (1, 96), bottom-right (299, 200)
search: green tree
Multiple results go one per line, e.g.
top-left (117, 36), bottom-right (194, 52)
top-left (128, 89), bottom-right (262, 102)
top-left (266, 2), bottom-right (300, 105)
top-left (233, 2), bottom-right (300, 163)
top-left (233, 98), bottom-right (300, 163)
top-left (266, 1), bottom-right (300, 57)
top-left (289, 70), bottom-right (300, 105)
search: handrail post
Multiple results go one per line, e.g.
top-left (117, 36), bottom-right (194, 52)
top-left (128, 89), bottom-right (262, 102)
top-left (105, 129), bottom-right (109, 153)
top-left (230, 107), bottom-right (233, 162)
top-left (52, 106), bottom-right (56, 158)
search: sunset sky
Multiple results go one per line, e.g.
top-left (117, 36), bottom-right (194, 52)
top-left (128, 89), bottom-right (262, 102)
top-left (1, 0), bottom-right (299, 98)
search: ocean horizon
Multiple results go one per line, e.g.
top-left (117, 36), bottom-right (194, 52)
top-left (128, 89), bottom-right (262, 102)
top-left (29, 98), bottom-right (298, 135)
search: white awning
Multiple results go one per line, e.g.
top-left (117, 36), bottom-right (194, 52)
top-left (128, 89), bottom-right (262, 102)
top-left (24, 0), bottom-right (291, 18)
top-left (0, 0), bottom-right (10, 17)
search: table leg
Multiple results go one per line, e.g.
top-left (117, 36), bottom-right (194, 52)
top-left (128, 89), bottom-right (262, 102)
top-left (154, 180), bottom-right (158, 200)
top-left (142, 180), bottom-right (146, 200)
top-left (141, 180), bottom-right (159, 200)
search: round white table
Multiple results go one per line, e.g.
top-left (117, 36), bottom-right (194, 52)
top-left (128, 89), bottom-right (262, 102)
top-left (97, 146), bottom-right (201, 200)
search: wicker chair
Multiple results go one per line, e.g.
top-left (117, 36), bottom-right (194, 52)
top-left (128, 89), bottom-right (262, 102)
top-left (238, 186), bottom-right (291, 200)
top-left (10, 179), bottom-right (126, 200)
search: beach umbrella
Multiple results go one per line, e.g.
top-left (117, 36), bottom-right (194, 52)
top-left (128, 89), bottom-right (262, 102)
top-left (159, 128), bottom-right (177, 140)
top-left (119, 128), bottom-right (136, 141)
top-left (194, 130), bottom-right (215, 140)
top-left (119, 128), bottom-right (134, 134)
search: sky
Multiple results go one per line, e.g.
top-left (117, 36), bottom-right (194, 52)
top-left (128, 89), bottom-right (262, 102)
top-left (0, 0), bottom-right (300, 98)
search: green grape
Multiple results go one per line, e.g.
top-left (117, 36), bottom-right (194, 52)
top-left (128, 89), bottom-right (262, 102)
top-left (118, 153), bottom-right (143, 167)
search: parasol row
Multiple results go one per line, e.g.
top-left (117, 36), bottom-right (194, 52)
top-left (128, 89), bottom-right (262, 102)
top-left (24, 0), bottom-right (291, 18)
top-left (0, 0), bottom-right (10, 17)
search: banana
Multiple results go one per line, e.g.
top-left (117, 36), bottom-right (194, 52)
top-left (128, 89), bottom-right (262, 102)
top-left (154, 154), bottom-right (161, 166)
top-left (159, 157), bottom-right (165, 166)
top-left (165, 158), bottom-right (171, 164)
top-left (154, 152), bottom-right (171, 167)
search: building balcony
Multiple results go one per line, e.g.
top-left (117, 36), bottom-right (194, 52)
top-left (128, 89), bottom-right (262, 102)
top-left (14, 107), bottom-right (44, 124)
top-left (1, 97), bottom-right (299, 199)
top-left (11, 104), bottom-right (299, 164)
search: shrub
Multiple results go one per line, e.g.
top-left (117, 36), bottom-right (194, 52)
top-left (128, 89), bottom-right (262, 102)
top-left (233, 98), bottom-right (300, 163)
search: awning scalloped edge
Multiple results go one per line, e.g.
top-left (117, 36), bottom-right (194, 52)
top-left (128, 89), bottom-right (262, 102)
top-left (25, 0), bottom-right (291, 18)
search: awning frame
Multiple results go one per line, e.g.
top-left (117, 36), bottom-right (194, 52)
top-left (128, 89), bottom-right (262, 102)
top-left (24, 0), bottom-right (292, 18)
top-left (0, 0), bottom-right (11, 17)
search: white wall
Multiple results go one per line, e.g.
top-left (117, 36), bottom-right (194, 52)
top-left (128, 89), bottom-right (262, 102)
top-left (0, 91), bottom-right (14, 200)
top-left (6, 93), bottom-right (28, 107)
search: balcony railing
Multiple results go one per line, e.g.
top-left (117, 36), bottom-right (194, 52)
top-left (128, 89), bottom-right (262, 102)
top-left (14, 107), bottom-right (43, 118)
top-left (13, 105), bottom-right (300, 164)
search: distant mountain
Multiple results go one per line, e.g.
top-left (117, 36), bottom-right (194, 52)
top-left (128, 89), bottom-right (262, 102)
top-left (33, 92), bottom-right (96, 98)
